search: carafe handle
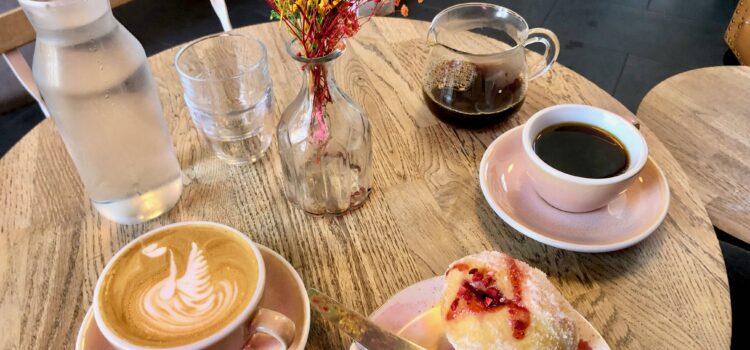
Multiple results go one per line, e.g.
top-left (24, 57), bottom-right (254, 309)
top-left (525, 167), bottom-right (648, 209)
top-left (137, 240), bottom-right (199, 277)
top-left (523, 28), bottom-right (560, 81)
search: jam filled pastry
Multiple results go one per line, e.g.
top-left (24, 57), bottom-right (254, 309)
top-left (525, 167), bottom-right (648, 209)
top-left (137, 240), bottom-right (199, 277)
top-left (441, 251), bottom-right (578, 350)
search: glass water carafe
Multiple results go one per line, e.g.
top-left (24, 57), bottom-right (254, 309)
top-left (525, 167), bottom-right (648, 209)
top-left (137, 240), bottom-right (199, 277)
top-left (20, 0), bottom-right (182, 224)
top-left (277, 41), bottom-right (372, 215)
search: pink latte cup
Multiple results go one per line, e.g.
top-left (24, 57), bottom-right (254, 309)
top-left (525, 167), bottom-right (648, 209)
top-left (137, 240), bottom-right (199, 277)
top-left (522, 104), bottom-right (648, 213)
top-left (93, 221), bottom-right (296, 350)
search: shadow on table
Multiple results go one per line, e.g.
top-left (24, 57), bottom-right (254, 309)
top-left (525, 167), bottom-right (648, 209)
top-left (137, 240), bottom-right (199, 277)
top-left (472, 184), bottom-right (665, 284)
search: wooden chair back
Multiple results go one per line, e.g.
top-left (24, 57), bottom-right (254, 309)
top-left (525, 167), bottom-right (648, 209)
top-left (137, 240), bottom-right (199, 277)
top-left (726, 0), bottom-right (750, 66)
top-left (0, 0), bottom-right (133, 118)
top-left (1, 0), bottom-right (133, 54)
top-left (1, 0), bottom-right (231, 118)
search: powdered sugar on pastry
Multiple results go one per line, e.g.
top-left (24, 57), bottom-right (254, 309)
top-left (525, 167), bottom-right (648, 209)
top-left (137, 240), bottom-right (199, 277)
top-left (441, 251), bottom-right (578, 350)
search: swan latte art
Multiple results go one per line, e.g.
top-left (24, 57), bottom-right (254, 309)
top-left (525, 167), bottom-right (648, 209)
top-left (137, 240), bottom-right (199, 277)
top-left (97, 224), bottom-right (260, 347)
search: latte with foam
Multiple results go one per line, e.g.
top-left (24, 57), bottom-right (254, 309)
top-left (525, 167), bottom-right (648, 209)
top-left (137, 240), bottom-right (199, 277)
top-left (96, 224), bottom-right (260, 347)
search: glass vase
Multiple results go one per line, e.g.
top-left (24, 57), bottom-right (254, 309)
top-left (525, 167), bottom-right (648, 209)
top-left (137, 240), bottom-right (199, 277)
top-left (277, 41), bottom-right (372, 215)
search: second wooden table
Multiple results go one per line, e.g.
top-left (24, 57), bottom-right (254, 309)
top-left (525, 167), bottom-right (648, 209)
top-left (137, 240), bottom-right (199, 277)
top-left (638, 66), bottom-right (750, 243)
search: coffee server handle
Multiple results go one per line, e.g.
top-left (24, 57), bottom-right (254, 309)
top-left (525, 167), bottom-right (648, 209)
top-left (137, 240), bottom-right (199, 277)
top-left (523, 28), bottom-right (560, 81)
top-left (243, 308), bottom-right (296, 350)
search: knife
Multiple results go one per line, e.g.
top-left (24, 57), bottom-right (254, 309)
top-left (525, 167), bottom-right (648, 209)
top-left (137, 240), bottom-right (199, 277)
top-left (307, 288), bottom-right (426, 350)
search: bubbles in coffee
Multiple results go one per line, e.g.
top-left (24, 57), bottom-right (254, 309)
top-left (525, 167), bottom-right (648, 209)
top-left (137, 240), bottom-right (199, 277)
top-left (423, 59), bottom-right (526, 128)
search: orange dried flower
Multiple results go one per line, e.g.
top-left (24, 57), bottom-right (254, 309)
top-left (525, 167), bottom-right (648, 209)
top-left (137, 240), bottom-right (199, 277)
top-left (266, 0), bottom-right (420, 142)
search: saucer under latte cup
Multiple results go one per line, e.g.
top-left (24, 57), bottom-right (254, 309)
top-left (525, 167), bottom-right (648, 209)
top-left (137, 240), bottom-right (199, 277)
top-left (522, 104), bottom-right (648, 212)
top-left (92, 221), bottom-right (296, 350)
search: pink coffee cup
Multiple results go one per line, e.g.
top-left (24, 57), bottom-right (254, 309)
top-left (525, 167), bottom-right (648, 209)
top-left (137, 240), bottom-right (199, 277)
top-left (93, 221), bottom-right (296, 350)
top-left (522, 104), bottom-right (648, 213)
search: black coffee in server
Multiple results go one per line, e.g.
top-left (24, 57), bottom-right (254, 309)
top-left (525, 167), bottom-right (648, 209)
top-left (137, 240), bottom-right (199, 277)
top-left (533, 123), bottom-right (629, 179)
top-left (423, 59), bottom-right (526, 128)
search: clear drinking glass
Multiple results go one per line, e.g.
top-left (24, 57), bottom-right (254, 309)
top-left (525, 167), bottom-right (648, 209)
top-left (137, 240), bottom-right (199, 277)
top-left (175, 33), bottom-right (273, 165)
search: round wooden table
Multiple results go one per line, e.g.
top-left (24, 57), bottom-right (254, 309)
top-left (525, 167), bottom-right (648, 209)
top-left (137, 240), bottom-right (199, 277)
top-left (0, 18), bottom-right (731, 349)
top-left (638, 66), bottom-right (750, 244)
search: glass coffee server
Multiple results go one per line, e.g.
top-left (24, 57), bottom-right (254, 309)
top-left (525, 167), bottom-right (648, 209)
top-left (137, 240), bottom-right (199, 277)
top-left (19, 0), bottom-right (182, 224)
top-left (422, 3), bottom-right (559, 128)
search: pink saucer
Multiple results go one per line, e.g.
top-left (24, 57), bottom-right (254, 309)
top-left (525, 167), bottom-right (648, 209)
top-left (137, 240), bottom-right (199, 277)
top-left (75, 244), bottom-right (310, 350)
top-left (363, 276), bottom-right (609, 350)
top-left (479, 125), bottom-right (670, 253)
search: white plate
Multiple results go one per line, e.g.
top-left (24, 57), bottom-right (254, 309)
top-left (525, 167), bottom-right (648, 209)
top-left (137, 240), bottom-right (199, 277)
top-left (354, 276), bottom-right (609, 350)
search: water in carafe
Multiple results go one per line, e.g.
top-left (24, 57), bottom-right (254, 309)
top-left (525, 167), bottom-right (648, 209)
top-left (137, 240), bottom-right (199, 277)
top-left (20, 0), bottom-right (182, 224)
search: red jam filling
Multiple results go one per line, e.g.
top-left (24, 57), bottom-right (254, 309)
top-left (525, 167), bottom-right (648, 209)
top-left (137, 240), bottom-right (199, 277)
top-left (577, 340), bottom-right (592, 350)
top-left (446, 257), bottom-right (531, 340)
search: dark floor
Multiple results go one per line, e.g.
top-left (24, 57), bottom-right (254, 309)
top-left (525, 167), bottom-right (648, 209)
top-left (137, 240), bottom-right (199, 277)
top-left (1, 0), bottom-right (747, 347)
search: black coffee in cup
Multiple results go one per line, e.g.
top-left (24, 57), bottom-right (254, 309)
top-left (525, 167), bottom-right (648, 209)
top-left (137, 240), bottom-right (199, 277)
top-left (422, 59), bottom-right (526, 128)
top-left (533, 122), bottom-right (629, 179)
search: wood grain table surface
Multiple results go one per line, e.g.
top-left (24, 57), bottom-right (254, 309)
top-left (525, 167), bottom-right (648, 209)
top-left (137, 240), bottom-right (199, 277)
top-left (0, 18), bottom-right (731, 349)
top-left (638, 66), bottom-right (750, 244)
